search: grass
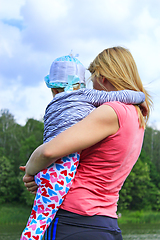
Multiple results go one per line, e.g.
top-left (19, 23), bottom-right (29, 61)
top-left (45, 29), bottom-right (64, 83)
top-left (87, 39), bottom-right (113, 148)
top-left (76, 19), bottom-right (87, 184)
top-left (0, 203), bottom-right (160, 226)
top-left (0, 203), bottom-right (31, 225)
top-left (117, 210), bottom-right (160, 224)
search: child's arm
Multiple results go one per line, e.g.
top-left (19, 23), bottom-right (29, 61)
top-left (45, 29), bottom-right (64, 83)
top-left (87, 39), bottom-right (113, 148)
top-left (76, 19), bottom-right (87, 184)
top-left (83, 89), bottom-right (145, 106)
top-left (25, 104), bottom-right (119, 176)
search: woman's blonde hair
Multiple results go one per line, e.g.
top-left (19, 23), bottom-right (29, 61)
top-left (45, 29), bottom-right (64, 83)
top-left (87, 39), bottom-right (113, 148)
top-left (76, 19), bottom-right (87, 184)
top-left (88, 46), bottom-right (152, 128)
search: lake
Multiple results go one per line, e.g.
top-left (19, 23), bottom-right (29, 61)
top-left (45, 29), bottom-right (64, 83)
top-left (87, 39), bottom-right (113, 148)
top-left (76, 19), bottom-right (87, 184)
top-left (119, 223), bottom-right (160, 240)
top-left (0, 223), bottom-right (160, 240)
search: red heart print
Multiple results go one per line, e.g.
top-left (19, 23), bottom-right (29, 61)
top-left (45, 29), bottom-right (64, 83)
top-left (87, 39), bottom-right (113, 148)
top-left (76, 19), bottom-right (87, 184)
top-left (31, 209), bottom-right (36, 219)
top-left (50, 172), bottom-right (57, 178)
top-left (24, 232), bottom-right (31, 238)
top-left (74, 161), bottom-right (79, 166)
top-left (33, 236), bottom-right (39, 240)
top-left (40, 224), bottom-right (46, 230)
top-left (38, 204), bottom-right (44, 211)
top-left (57, 180), bottom-right (64, 186)
top-left (42, 212), bottom-right (49, 216)
top-left (48, 203), bottom-right (55, 209)
top-left (69, 172), bottom-right (74, 177)
top-left (41, 179), bottom-right (53, 190)
top-left (42, 169), bottom-right (48, 174)
top-left (56, 159), bottom-right (64, 164)
top-left (41, 188), bottom-right (49, 197)
top-left (60, 170), bottom-right (67, 176)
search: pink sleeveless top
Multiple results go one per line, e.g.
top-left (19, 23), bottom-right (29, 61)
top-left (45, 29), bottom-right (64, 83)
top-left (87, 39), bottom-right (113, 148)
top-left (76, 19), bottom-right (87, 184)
top-left (60, 102), bottom-right (144, 218)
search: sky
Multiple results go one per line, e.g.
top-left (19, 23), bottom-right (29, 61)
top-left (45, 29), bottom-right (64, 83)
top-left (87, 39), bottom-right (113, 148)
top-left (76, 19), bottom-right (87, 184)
top-left (0, 0), bottom-right (160, 129)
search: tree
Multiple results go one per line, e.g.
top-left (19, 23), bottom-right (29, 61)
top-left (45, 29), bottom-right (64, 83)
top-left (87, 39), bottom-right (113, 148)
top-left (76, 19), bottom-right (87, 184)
top-left (0, 109), bottom-right (23, 173)
top-left (142, 126), bottom-right (160, 173)
top-left (118, 158), bottom-right (150, 210)
top-left (19, 118), bottom-right (44, 166)
top-left (0, 108), bottom-right (160, 210)
top-left (0, 110), bottom-right (44, 205)
top-left (118, 156), bottom-right (160, 211)
top-left (18, 171), bottom-right (35, 206)
top-left (0, 156), bottom-right (21, 203)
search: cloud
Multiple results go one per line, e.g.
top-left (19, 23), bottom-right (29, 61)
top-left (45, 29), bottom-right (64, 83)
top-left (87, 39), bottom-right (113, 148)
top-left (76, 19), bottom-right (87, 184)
top-left (0, 0), bottom-right (160, 128)
top-left (2, 19), bottom-right (25, 30)
top-left (0, 79), bottom-right (52, 125)
top-left (0, 0), bottom-right (25, 19)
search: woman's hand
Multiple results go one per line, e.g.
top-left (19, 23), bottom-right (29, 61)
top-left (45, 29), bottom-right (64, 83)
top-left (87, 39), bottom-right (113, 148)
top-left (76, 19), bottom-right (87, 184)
top-left (23, 174), bottom-right (38, 195)
top-left (19, 165), bottom-right (38, 195)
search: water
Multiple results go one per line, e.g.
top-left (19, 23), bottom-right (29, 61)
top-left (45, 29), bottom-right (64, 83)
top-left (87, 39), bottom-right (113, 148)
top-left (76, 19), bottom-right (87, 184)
top-left (120, 223), bottom-right (160, 240)
top-left (0, 223), bottom-right (160, 239)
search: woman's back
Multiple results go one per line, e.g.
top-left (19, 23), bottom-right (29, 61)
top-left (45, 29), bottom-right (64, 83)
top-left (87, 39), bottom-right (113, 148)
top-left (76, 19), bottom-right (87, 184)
top-left (60, 102), bottom-right (144, 218)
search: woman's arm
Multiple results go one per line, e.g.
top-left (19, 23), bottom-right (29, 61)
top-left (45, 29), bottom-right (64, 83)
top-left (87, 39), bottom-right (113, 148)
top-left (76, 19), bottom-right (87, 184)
top-left (25, 104), bottom-right (119, 176)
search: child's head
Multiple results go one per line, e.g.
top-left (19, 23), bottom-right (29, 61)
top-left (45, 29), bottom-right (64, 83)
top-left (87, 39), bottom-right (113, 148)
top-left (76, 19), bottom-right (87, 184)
top-left (45, 54), bottom-right (86, 96)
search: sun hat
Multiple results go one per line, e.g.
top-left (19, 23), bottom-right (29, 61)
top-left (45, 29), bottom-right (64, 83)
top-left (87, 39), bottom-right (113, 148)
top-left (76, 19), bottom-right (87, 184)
top-left (44, 54), bottom-right (86, 91)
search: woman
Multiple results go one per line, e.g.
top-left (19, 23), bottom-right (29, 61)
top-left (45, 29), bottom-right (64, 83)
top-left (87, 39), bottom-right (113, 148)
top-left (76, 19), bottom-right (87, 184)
top-left (23, 46), bottom-right (152, 240)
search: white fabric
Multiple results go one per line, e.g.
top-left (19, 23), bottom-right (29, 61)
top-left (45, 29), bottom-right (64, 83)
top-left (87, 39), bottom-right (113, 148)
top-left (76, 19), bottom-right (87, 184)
top-left (49, 57), bottom-right (86, 85)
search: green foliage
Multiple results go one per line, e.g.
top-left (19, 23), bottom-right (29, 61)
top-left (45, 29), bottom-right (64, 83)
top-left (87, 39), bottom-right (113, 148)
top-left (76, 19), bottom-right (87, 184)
top-left (0, 204), bottom-right (31, 224)
top-left (118, 210), bottom-right (160, 224)
top-left (118, 158), bottom-right (150, 210)
top-left (118, 126), bottom-right (160, 211)
top-left (20, 135), bottom-right (40, 165)
top-left (0, 109), bottom-right (43, 206)
top-left (19, 118), bottom-right (44, 166)
top-left (0, 156), bottom-right (22, 203)
top-left (0, 109), bottom-right (24, 174)
top-left (0, 109), bottom-right (160, 212)
top-left (142, 126), bottom-right (160, 173)
top-left (127, 159), bottom-right (151, 210)
top-left (18, 171), bottom-right (35, 206)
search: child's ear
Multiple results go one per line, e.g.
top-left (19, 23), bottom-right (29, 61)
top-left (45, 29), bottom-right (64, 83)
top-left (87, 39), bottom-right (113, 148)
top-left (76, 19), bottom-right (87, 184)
top-left (51, 88), bottom-right (59, 96)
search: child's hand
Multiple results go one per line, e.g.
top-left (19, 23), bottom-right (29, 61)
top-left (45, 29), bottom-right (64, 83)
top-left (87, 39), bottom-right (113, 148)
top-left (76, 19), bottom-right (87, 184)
top-left (19, 165), bottom-right (26, 172)
top-left (139, 101), bottom-right (148, 117)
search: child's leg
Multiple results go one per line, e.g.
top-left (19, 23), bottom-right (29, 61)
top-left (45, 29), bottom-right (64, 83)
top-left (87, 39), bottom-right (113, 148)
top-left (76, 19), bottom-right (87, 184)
top-left (20, 152), bottom-right (79, 240)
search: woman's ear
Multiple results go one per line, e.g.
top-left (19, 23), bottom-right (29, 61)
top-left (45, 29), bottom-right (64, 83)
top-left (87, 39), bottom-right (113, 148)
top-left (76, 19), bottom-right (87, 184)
top-left (102, 77), bottom-right (108, 84)
top-left (101, 77), bottom-right (116, 91)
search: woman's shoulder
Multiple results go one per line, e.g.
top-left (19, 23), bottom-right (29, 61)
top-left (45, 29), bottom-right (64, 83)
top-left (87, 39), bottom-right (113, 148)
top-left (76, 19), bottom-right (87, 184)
top-left (103, 102), bottom-right (139, 129)
top-left (89, 104), bottom-right (120, 136)
top-left (103, 101), bottom-right (136, 115)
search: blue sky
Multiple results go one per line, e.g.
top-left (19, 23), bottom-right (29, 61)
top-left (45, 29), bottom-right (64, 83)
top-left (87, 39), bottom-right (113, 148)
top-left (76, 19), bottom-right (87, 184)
top-left (0, 0), bottom-right (160, 129)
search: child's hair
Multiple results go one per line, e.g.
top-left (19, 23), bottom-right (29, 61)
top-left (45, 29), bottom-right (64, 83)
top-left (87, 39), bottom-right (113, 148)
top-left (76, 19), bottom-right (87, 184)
top-left (44, 54), bottom-right (86, 92)
top-left (88, 46), bottom-right (153, 128)
top-left (51, 83), bottom-right (82, 97)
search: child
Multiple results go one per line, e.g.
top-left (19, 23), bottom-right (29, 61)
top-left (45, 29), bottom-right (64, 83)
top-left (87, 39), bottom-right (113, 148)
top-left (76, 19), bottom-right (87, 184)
top-left (20, 54), bottom-right (145, 240)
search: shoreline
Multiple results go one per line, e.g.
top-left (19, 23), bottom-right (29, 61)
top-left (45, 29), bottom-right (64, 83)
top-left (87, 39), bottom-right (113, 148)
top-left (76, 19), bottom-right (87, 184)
top-left (0, 203), bottom-right (160, 225)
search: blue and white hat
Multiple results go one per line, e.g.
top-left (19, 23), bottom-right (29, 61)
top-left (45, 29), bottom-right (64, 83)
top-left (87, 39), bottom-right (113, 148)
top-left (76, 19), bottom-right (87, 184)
top-left (44, 54), bottom-right (86, 91)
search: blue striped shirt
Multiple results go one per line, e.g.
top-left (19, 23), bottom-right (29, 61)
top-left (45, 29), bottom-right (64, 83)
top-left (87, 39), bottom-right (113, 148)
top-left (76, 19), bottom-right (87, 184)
top-left (43, 89), bottom-right (145, 143)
